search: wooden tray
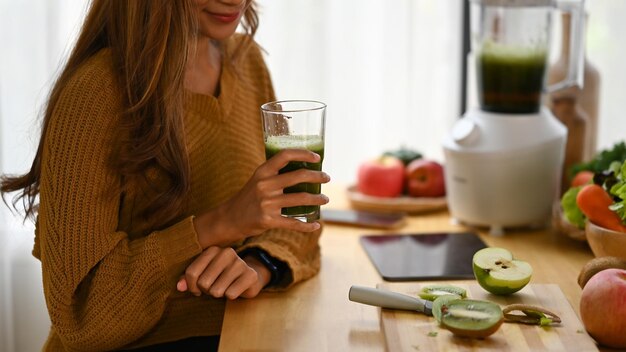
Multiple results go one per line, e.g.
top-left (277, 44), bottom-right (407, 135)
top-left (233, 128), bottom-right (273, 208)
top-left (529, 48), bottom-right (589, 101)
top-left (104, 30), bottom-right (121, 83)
top-left (378, 282), bottom-right (598, 352)
top-left (347, 186), bottom-right (447, 214)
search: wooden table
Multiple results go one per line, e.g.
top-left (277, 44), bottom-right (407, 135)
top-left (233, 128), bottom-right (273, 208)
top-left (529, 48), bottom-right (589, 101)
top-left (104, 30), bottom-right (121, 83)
top-left (219, 183), bottom-right (594, 351)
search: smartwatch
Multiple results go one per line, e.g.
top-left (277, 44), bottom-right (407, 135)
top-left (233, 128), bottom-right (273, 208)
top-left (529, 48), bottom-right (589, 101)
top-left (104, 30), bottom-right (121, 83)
top-left (241, 248), bottom-right (286, 288)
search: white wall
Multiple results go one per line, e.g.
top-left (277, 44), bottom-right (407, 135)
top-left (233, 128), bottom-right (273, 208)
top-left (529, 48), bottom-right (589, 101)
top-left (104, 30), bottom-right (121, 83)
top-left (255, 0), bottom-right (463, 184)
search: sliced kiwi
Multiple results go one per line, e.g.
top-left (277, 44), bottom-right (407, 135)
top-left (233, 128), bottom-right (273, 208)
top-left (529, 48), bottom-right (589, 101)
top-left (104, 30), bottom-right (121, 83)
top-left (418, 284), bottom-right (467, 301)
top-left (440, 299), bottom-right (504, 338)
top-left (432, 295), bottom-right (462, 323)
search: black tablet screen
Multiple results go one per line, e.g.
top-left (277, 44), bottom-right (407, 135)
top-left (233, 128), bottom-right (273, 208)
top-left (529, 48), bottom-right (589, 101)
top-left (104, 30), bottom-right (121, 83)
top-left (360, 232), bottom-right (487, 281)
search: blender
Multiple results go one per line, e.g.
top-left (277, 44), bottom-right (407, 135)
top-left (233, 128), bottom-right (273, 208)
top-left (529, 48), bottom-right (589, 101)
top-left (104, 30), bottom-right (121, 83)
top-left (443, 0), bottom-right (584, 235)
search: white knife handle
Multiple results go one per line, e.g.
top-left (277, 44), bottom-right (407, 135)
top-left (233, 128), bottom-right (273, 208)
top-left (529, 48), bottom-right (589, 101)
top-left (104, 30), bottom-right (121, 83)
top-left (349, 285), bottom-right (426, 312)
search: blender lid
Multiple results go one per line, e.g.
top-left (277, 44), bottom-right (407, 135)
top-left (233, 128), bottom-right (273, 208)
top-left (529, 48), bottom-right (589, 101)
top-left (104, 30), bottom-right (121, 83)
top-left (470, 0), bottom-right (555, 7)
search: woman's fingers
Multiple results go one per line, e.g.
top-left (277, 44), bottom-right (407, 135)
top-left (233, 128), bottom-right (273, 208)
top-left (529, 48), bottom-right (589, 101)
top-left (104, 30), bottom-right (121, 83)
top-left (275, 192), bottom-right (330, 208)
top-left (184, 246), bottom-right (220, 296)
top-left (257, 193), bottom-right (329, 214)
top-left (224, 270), bottom-right (259, 300)
top-left (275, 216), bottom-right (322, 233)
top-left (176, 277), bottom-right (188, 292)
top-left (256, 149), bottom-right (321, 177)
top-left (208, 260), bottom-right (258, 299)
top-left (182, 247), bottom-right (263, 299)
top-left (196, 248), bottom-right (239, 295)
top-left (266, 168), bottom-right (330, 190)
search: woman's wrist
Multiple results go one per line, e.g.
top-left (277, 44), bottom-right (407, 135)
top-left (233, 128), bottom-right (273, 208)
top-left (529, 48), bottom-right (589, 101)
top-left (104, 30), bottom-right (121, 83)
top-left (193, 205), bottom-right (239, 248)
top-left (242, 255), bottom-right (272, 288)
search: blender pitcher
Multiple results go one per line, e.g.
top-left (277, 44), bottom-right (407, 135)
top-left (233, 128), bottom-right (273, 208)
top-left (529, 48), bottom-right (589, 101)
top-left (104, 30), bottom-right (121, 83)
top-left (472, 0), bottom-right (585, 114)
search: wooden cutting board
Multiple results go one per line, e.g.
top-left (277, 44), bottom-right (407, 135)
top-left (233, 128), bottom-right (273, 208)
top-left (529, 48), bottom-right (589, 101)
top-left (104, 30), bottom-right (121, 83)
top-left (378, 282), bottom-right (598, 352)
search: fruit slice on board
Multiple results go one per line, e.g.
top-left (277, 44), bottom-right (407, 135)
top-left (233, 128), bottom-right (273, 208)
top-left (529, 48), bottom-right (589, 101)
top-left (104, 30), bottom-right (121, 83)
top-left (440, 299), bottom-right (504, 338)
top-left (418, 284), bottom-right (467, 301)
top-left (432, 295), bottom-right (462, 323)
top-left (473, 247), bottom-right (533, 295)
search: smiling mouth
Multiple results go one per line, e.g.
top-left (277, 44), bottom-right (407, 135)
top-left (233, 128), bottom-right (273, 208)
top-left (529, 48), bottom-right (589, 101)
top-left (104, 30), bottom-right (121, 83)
top-left (206, 10), bottom-right (241, 23)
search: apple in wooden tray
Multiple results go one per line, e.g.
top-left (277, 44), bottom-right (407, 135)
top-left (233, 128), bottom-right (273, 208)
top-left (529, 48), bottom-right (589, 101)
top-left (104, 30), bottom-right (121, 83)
top-left (405, 159), bottom-right (446, 197)
top-left (356, 156), bottom-right (405, 197)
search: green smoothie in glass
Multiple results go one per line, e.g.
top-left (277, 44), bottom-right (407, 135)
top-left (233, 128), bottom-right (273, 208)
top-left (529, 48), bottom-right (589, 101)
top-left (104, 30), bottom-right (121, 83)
top-left (264, 134), bottom-right (324, 218)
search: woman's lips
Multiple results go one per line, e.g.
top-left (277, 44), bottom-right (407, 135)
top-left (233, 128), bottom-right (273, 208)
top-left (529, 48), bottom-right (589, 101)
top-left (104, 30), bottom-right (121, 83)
top-left (207, 11), bottom-right (240, 24)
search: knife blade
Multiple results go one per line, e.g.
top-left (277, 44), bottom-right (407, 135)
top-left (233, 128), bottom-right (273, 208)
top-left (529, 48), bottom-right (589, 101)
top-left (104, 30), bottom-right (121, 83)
top-left (349, 285), bottom-right (433, 316)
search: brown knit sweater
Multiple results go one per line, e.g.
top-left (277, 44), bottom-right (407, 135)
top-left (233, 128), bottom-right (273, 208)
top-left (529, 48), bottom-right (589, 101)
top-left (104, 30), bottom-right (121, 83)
top-left (35, 37), bottom-right (321, 351)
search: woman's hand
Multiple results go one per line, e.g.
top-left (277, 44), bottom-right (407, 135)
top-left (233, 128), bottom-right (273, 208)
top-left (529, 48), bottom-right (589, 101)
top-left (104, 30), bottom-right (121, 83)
top-left (177, 246), bottom-right (271, 299)
top-left (194, 149), bottom-right (330, 248)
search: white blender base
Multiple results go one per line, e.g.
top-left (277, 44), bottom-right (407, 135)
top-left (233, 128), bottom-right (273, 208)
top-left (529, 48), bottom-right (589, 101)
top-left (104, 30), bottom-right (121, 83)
top-left (443, 108), bottom-right (566, 234)
top-left (451, 217), bottom-right (550, 236)
top-left (489, 225), bottom-right (504, 237)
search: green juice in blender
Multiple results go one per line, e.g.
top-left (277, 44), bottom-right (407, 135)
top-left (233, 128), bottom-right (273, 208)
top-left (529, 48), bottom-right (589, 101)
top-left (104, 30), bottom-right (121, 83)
top-left (477, 42), bottom-right (548, 114)
top-left (264, 135), bottom-right (325, 218)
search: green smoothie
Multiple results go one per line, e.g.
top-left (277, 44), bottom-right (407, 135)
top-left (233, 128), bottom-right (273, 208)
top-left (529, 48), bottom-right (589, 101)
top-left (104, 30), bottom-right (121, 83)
top-left (477, 42), bottom-right (548, 114)
top-left (265, 135), bottom-right (325, 219)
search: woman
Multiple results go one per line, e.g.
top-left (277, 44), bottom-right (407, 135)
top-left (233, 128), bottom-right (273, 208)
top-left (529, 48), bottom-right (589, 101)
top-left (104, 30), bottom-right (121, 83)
top-left (0, 0), bottom-right (329, 350)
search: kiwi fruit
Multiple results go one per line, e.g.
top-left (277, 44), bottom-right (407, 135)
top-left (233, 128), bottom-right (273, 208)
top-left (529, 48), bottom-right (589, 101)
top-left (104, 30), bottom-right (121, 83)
top-left (440, 299), bottom-right (504, 338)
top-left (432, 295), bottom-right (462, 323)
top-left (578, 256), bottom-right (626, 288)
top-left (502, 303), bottom-right (561, 326)
top-left (418, 284), bottom-right (467, 301)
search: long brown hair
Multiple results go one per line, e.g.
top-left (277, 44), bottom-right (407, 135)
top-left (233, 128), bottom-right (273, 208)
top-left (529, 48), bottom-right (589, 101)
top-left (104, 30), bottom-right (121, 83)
top-left (1, 0), bottom-right (259, 228)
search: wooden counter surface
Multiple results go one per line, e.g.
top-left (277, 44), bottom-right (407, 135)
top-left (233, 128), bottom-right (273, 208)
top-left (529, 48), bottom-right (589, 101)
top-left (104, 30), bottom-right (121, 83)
top-left (219, 183), bottom-right (594, 351)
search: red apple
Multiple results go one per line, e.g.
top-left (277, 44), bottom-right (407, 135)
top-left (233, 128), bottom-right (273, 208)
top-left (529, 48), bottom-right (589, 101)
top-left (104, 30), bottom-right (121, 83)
top-left (357, 156), bottom-right (405, 197)
top-left (580, 268), bottom-right (626, 349)
top-left (405, 159), bottom-right (445, 197)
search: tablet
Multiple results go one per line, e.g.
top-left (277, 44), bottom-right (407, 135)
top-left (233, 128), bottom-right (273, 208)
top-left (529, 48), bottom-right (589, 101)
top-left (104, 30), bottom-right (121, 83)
top-left (360, 232), bottom-right (487, 281)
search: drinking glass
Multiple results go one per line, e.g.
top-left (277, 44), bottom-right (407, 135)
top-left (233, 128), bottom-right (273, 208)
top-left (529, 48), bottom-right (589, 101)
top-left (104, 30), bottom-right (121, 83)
top-left (261, 100), bottom-right (326, 222)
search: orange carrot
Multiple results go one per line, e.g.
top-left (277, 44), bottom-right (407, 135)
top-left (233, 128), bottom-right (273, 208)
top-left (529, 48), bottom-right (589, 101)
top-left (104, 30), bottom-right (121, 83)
top-left (576, 184), bottom-right (626, 233)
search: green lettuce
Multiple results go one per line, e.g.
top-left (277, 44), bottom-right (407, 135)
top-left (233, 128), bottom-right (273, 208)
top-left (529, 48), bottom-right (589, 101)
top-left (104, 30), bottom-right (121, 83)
top-left (570, 141), bottom-right (626, 179)
top-left (561, 186), bottom-right (585, 229)
top-left (608, 161), bottom-right (626, 222)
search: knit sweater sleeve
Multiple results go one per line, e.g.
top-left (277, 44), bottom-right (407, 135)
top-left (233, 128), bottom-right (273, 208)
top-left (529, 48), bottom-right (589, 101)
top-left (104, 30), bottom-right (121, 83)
top-left (37, 54), bottom-right (202, 351)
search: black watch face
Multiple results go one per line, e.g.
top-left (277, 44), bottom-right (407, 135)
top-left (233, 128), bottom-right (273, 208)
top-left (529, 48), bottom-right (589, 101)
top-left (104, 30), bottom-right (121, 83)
top-left (250, 249), bottom-right (282, 286)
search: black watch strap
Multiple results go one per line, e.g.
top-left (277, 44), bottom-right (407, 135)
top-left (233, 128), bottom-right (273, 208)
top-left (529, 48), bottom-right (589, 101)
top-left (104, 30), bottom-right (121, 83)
top-left (240, 248), bottom-right (286, 288)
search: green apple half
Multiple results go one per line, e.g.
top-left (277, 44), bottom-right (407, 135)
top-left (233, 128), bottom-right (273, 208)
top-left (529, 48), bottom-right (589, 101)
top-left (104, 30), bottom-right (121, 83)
top-left (472, 247), bottom-right (533, 295)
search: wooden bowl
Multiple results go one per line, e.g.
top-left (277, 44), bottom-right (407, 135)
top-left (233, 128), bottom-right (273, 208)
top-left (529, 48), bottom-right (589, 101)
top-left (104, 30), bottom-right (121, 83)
top-left (585, 221), bottom-right (626, 260)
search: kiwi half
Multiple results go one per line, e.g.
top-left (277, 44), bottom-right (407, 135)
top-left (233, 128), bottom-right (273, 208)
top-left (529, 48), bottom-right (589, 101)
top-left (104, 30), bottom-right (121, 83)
top-left (432, 295), bottom-right (462, 323)
top-left (418, 284), bottom-right (467, 301)
top-left (440, 299), bottom-right (504, 338)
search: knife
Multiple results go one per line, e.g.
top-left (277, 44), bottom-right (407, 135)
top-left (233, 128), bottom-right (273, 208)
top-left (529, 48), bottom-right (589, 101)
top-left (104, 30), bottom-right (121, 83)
top-left (349, 285), bottom-right (433, 316)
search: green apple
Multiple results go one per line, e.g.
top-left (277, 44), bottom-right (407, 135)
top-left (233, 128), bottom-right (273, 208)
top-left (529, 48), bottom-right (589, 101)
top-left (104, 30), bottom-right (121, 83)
top-left (472, 247), bottom-right (533, 295)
